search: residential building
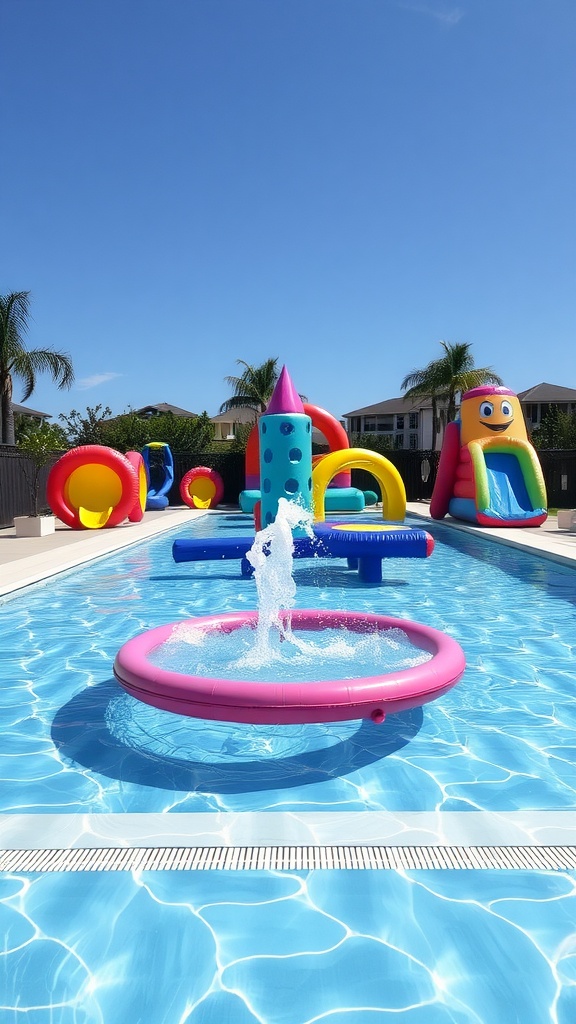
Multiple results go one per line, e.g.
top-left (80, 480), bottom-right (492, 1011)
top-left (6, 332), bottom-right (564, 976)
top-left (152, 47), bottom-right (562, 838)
top-left (517, 383), bottom-right (576, 433)
top-left (342, 396), bottom-right (440, 450)
top-left (210, 406), bottom-right (258, 441)
top-left (12, 402), bottom-right (52, 425)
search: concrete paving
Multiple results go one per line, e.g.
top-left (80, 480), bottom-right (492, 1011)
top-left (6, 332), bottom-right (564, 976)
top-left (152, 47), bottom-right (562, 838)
top-left (407, 501), bottom-right (576, 567)
top-left (0, 506), bottom-right (210, 597)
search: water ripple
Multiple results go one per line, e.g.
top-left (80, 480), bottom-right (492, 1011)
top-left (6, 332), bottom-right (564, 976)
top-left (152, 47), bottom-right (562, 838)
top-left (1, 868), bottom-right (575, 1023)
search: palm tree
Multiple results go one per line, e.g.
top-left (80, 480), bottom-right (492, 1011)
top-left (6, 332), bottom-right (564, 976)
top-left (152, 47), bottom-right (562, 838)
top-left (0, 291), bottom-right (75, 445)
top-left (401, 341), bottom-right (503, 448)
top-left (219, 358), bottom-right (282, 416)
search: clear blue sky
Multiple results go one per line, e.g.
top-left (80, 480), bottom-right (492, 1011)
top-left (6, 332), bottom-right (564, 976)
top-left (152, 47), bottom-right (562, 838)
top-left (2, 0), bottom-right (574, 425)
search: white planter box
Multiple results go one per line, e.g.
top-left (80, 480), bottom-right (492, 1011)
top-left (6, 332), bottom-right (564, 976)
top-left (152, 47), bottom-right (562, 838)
top-left (13, 515), bottom-right (56, 537)
top-left (557, 509), bottom-right (576, 532)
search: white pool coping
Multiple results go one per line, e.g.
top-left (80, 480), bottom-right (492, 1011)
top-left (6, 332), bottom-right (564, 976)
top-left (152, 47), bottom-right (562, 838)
top-left (1, 810), bottom-right (574, 851)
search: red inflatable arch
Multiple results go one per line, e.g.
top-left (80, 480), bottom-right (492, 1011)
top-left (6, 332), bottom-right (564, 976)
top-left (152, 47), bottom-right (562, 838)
top-left (125, 450), bottom-right (148, 523)
top-left (244, 403), bottom-right (351, 490)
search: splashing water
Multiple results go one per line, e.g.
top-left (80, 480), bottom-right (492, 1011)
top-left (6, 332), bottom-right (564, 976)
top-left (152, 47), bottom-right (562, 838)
top-left (158, 498), bottom-right (432, 681)
top-left (240, 497), bottom-right (314, 667)
top-left (156, 623), bottom-right (431, 682)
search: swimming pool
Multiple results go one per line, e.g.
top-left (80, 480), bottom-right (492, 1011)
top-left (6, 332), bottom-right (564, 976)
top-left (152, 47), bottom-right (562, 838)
top-left (0, 512), bottom-right (575, 817)
top-left (1, 511), bottom-right (575, 1022)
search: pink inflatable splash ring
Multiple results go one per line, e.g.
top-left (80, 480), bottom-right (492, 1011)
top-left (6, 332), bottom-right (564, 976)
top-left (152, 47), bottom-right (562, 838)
top-left (113, 609), bottom-right (465, 725)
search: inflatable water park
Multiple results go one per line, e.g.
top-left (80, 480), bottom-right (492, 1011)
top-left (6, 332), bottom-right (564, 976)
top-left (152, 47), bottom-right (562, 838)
top-left (45, 370), bottom-right (549, 729)
top-left (172, 365), bottom-right (433, 581)
top-left (113, 366), bottom-right (466, 726)
top-left (239, 397), bottom-right (378, 514)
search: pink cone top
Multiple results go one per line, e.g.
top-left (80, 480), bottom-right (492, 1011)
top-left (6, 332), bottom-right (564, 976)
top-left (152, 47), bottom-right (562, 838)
top-left (265, 365), bottom-right (305, 415)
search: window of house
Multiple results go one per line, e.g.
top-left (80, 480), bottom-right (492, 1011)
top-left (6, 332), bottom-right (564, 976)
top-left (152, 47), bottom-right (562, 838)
top-left (396, 414), bottom-right (404, 430)
top-left (394, 434), bottom-right (404, 449)
top-left (363, 418), bottom-right (376, 432)
top-left (377, 415), bottom-right (394, 432)
top-left (409, 433), bottom-right (418, 449)
top-left (350, 417), bottom-right (361, 432)
top-left (408, 412), bottom-right (418, 430)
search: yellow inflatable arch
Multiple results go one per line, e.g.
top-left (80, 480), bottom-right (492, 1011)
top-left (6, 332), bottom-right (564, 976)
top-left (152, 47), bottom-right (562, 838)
top-left (312, 448), bottom-right (406, 523)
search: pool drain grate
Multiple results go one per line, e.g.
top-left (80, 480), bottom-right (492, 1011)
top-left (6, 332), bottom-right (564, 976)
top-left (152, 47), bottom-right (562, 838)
top-left (0, 845), bottom-right (575, 872)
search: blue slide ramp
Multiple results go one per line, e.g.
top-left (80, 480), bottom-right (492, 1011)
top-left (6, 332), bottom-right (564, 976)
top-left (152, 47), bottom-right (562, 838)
top-left (484, 452), bottom-right (535, 520)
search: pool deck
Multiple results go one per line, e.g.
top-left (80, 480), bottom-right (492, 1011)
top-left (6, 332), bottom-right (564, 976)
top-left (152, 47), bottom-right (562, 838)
top-left (0, 505), bottom-right (208, 597)
top-left (410, 501), bottom-right (576, 567)
top-left (1, 503), bottom-right (575, 865)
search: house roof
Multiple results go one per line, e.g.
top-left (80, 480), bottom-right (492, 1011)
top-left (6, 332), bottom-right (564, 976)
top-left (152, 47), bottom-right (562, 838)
top-left (516, 383), bottom-right (576, 403)
top-left (12, 402), bottom-right (52, 419)
top-left (210, 405), bottom-right (331, 446)
top-left (133, 403), bottom-right (199, 418)
top-left (342, 396), bottom-right (433, 418)
top-left (210, 406), bottom-right (258, 424)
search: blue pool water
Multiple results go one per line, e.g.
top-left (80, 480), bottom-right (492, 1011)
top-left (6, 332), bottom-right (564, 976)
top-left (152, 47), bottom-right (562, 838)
top-left (2, 512), bottom-right (576, 1022)
top-left (0, 512), bottom-right (575, 814)
top-left (1, 868), bottom-right (575, 1023)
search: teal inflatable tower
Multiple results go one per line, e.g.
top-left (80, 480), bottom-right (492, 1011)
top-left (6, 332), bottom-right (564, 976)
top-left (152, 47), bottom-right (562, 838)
top-left (259, 366), bottom-right (313, 534)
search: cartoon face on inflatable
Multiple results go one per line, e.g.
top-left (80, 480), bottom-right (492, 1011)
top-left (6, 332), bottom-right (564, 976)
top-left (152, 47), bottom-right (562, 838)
top-left (459, 386), bottom-right (528, 447)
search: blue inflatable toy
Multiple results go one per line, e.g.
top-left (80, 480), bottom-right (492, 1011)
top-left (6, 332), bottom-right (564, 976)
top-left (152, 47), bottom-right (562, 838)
top-left (142, 442), bottom-right (174, 510)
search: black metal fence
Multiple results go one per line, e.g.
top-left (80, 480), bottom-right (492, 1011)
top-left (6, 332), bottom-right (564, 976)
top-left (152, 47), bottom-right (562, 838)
top-left (1, 447), bottom-right (575, 529)
top-left (351, 448), bottom-right (576, 509)
top-left (537, 450), bottom-right (576, 508)
top-left (351, 450), bottom-right (440, 503)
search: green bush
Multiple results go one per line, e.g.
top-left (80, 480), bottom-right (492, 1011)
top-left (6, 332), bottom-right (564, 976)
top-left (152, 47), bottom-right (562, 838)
top-left (17, 421), bottom-right (68, 515)
top-left (349, 432), bottom-right (394, 454)
top-left (59, 405), bottom-right (215, 453)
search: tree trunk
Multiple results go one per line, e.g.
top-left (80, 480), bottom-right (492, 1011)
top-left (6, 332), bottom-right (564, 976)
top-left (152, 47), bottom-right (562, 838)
top-left (1, 381), bottom-right (15, 446)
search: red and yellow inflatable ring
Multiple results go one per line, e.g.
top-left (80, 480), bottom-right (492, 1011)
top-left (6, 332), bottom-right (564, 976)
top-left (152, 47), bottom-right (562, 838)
top-left (47, 445), bottom-right (139, 529)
